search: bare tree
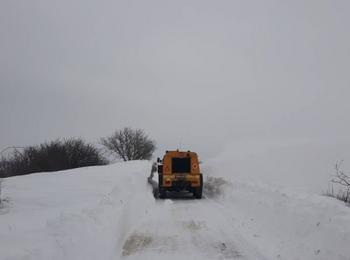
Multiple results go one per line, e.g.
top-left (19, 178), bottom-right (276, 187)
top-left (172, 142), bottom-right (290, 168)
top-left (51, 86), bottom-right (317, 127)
top-left (330, 160), bottom-right (350, 203)
top-left (332, 161), bottom-right (350, 187)
top-left (101, 128), bottom-right (156, 161)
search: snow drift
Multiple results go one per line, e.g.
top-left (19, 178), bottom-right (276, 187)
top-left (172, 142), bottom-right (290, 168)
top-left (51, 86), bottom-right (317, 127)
top-left (0, 161), bottom-right (155, 260)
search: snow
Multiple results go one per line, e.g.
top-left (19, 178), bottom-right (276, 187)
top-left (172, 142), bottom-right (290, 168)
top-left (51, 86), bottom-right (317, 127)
top-left (1, 158), bottom-right (350, 260)
top-left (0, 161), bottom-right (155, 260)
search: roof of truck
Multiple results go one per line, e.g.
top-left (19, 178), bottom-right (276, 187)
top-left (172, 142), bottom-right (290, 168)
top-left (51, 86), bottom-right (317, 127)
top-left (163, 150), bottom-right (198, 157)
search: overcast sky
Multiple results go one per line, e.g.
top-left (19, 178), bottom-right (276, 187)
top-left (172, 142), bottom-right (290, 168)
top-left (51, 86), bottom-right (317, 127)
top-left (1, 0), bottom-right (350, 159)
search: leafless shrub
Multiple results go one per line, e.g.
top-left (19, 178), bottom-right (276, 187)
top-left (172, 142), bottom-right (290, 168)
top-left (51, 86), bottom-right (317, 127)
top-left (0, 139), bottom-right (107, 177)
top-left (101, 128), bottom-right (156, 161)
top-left (332, 161), bottom-right (350, 187)
top-left (324, 161), bottom-right (350, 205)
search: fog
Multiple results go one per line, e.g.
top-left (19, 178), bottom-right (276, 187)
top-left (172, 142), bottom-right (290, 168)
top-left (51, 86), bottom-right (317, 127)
top-left (1, 1), bottom-right (350, 183)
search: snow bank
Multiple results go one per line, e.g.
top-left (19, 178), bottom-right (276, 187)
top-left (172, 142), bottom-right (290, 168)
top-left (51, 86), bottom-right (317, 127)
top-left (0, 161), bottom-right (154, 260)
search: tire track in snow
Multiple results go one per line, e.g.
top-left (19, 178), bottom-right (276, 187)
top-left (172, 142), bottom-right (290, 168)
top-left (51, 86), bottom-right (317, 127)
top-left (121, 187), bottom-right (267, 259)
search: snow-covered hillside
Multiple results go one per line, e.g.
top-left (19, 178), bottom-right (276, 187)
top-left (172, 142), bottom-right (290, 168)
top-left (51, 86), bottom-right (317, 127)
top-left (1, 160), bottom-right (350, 260)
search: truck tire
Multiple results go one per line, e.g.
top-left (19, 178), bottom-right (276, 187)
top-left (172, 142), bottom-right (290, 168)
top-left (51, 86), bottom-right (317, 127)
top-left (159, 188), bottom-right (166, 199)
top-left (194, 174), bottom-right (203, 199)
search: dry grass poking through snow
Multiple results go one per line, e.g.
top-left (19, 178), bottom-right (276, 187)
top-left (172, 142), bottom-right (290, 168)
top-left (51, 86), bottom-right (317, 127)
top-left (324, 161), bottom-right (350, 205)
top-left (122, 232), bottom-right (153, 256)
top-left (323, 188), bottom-right (350, 206)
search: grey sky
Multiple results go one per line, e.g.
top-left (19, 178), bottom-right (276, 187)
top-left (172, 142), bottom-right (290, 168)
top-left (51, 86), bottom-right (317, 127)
top-left (1, 0), bottom-right (350, 159)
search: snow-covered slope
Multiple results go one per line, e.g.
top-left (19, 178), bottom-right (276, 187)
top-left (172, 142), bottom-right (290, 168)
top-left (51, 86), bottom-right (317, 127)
top-left (0, 161), bottom-right (155, 260)
top-left (1, 160), bottom-right (350, 260)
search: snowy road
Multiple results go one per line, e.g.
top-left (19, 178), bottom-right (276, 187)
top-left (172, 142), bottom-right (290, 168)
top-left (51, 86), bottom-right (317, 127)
top-left (121, 194), bottom-right (266, 260)
top-left (122, 167), bottom-right (265, 259)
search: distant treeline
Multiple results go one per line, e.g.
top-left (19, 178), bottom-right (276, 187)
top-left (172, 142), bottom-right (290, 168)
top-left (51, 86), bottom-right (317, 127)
top-left (0, 139), bottom-right (107, 178)
top-left (0, 128), bottom-right (156, 178)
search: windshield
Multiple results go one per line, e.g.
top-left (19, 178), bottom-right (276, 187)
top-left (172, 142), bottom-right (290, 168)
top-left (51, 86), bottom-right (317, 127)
top-left (172, 157), bottom-right (191, 173)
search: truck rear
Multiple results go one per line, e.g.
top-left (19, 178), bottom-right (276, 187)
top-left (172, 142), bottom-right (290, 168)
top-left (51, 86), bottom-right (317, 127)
top-left (157, 150), bottom-right (203, 199)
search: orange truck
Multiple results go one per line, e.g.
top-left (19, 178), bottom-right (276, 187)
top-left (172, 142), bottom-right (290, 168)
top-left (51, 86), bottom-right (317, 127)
top-left (157, 150), bottom-right (203, 199)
